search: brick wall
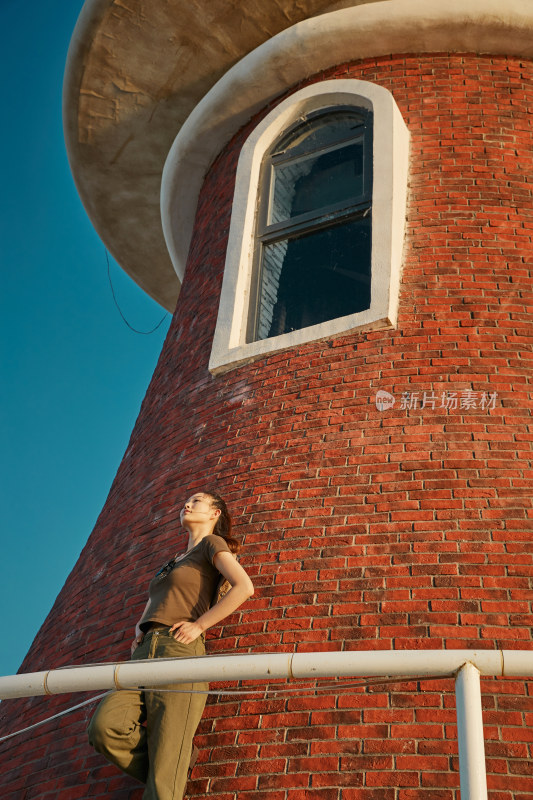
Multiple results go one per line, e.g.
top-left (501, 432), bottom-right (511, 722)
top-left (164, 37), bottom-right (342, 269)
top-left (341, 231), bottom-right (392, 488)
top-left (1, 53), bottom-right (531, 799)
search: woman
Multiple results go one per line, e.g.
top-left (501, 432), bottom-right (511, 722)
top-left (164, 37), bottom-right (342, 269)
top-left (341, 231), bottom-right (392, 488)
top-left (88, 490), bottom-right (254, 800)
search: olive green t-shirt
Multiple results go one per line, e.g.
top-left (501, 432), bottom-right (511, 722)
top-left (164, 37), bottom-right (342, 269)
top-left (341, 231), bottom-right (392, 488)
top-left (139, 534), bottom-right (231, 632)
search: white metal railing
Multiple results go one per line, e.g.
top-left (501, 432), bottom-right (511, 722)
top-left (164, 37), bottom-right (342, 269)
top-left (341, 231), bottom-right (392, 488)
top-left (1, 649), bottom-right (532, 800)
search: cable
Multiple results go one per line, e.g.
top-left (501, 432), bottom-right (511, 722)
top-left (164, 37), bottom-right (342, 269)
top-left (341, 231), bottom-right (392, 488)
top-left (0, 674), bottom-right (451, 745)
top-left (135, 674), bottom-right (450, 694)
top-left (0, 692), bottom-right (109, 744)
top-left (105, 249), bottom-right (168, 335)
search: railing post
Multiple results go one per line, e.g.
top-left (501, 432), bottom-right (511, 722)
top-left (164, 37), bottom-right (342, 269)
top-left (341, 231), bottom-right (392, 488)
top-left (455, 661), bottom-right (488, 800)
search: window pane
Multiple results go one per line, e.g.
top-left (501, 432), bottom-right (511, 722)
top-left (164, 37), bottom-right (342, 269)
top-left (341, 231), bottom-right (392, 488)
top-left (254, 216), bottom-right (371, 341)
top-left (269, 139), bottom-right (365, 225)
top-left (274, 111), bottom-right (366, 158)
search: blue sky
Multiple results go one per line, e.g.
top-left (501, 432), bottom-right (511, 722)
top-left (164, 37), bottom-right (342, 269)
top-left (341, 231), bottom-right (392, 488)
top-left (1, 0), bottom-right (170, 677)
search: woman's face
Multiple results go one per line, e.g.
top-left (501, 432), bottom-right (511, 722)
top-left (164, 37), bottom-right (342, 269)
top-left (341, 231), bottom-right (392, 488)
top-left (180, 493), bottom-right (218, 526)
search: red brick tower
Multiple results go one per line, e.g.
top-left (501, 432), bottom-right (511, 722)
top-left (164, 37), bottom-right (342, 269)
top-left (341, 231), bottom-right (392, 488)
top-left (1, 1), bottom-right (532, 798)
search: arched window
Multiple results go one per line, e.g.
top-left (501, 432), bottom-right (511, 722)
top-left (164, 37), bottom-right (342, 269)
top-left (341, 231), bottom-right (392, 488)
top-left (209, 80), bottom-right (409, 375)
top-left (249, 107), bottom-right (373, 342)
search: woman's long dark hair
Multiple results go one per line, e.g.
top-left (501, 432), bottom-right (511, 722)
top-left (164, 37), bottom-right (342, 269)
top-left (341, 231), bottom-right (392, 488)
top-left (204, 490), bottom-right (240, 554)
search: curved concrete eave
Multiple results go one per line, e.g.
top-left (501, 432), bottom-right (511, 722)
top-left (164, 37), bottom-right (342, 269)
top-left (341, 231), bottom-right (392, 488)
top-left (64, 0), bottom-right (533, 309)
top-left (63, 0), bottom-right (376, 311)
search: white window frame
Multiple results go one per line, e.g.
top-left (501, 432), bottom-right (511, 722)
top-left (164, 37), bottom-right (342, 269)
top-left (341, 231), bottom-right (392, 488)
top-left (209, 80), bottom-right (409, 375)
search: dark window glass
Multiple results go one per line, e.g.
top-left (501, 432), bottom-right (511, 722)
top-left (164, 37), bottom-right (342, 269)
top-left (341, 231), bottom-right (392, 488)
top-left (249, 107), bottom-right (373, 342)
top-left (257, 217), bottom-right (371, 339)
top-left (272, 110), bottom-right (367, 158)
top-left (270, 138), bottom-right (365, 224)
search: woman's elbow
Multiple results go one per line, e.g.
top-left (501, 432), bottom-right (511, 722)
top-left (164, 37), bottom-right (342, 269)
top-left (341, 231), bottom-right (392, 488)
top-left (244, 577), bottom-right (254, 599)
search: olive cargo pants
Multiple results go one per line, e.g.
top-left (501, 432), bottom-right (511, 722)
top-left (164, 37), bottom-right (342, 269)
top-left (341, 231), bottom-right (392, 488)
top-left (88, 629), bottom-right (207, 800)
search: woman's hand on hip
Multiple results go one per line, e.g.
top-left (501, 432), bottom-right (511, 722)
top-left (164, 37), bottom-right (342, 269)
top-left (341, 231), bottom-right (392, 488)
top-left (169, 620), bottom-right (203, 644)
top-left (131, 636), bottom-right (143, 656)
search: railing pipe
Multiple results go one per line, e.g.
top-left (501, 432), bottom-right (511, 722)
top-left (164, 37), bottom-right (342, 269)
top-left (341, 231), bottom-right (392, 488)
top-left (0, 649), bottom-right (531, 701)
top-left (455, 662), bottom-right (488, 800)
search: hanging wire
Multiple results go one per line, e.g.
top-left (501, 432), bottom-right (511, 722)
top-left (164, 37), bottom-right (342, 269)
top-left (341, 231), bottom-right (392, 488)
top-left (0, 692), bottom-right (109, 744)
top-left (106, 249), bottom-right (168, 335)
top-left (0, 673), bottom-right (451, 745)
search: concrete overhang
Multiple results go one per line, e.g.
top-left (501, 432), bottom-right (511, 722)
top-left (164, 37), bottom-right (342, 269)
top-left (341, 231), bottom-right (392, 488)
top-left (64, 0), bottom-right (533, 311)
